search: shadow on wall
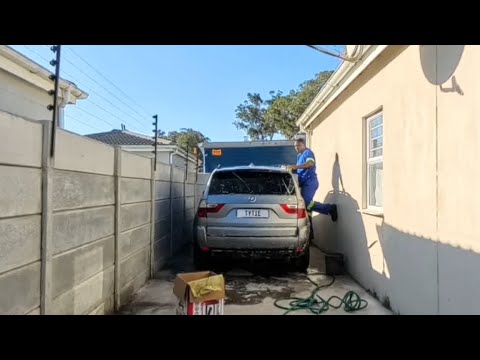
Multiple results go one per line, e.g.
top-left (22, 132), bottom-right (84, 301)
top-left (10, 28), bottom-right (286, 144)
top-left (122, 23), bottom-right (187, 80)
top-left (331, 153), bottom-right (345, 194)
top-left (312, 153), bottom-right (480, 314)
top-left (376, 222), bottom-right (480, 315)
top-left (311, 153), bottom-right (360, 254)
top-left (420, 45), bottom-right (465, 95)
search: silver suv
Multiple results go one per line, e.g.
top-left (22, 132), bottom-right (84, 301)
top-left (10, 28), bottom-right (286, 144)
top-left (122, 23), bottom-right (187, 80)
top-left (193, 166), bottom-right (311, 271)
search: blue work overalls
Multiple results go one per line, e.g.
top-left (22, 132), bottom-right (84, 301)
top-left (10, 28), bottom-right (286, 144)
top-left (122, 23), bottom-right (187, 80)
top-left (297, 148), bottom-right (333, 216)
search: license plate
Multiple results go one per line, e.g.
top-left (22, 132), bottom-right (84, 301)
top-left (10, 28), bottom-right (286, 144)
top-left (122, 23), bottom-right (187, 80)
top-left (237, 209), bottom-right (269, 218)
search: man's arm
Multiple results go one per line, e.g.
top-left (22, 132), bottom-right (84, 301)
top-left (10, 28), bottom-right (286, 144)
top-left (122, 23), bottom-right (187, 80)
top-left (286, 149), bottom-right (315, 172)
top-left (288, 160), bottom-right (314, 171)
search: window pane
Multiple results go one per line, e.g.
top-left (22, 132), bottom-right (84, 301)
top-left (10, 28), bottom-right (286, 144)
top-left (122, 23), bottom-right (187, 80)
top-left (369, 162), bottom-right (383, 207)
top-left (370, 148), bottom-right (383, 158)
top-left (370, 115), bottom-right (382, 129)
top-left (371, 137), bottom-right (383, 150)
top-left (209, 170), bottom-right (296, 195)
top-left (368, 115), bottom-right (383, 159)
top-left (370, 125), bottom-right (383, 138)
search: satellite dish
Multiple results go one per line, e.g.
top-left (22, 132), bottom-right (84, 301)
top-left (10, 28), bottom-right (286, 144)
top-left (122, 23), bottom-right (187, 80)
top-left (419, 45), bottom-right (465, 85)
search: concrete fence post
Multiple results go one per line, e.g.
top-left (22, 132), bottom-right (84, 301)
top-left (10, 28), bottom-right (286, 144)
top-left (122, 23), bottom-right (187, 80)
top-left (150, 158), bottom-right (156, 278)
top-left (113, 147), bottom-right (122, 311)
top-left (40, 121), bottom-right (53, 315)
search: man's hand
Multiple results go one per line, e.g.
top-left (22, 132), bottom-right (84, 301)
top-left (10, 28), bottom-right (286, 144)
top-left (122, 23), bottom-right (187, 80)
top-left (286, 165), bottom-right (296, 172)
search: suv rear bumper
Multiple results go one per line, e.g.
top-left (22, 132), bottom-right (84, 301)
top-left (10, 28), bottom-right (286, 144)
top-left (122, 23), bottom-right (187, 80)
top-left (209, 247), bottom-right (307, 260)
top-left (195, 226), bottom-right (310, 250)
top-left (204, 235), bottom-right (301, 249)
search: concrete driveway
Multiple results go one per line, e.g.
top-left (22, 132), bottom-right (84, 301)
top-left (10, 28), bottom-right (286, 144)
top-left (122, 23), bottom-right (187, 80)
top-left (119, 246), bottom-right (392, 315)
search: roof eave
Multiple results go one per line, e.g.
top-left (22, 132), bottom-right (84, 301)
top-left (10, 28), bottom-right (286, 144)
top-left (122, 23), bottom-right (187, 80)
top-left (0, 45), bottom-right (89, 101)
top-left (296, 45), bottom-right (390, 129)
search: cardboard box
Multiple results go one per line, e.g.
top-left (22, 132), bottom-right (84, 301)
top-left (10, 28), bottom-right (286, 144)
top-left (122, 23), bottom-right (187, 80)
top-left (173, 271), bottom-right (225, 315)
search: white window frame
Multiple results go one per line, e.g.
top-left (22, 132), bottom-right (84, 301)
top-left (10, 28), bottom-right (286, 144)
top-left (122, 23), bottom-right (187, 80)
top-left (366, 111), bottom-right (383, 212)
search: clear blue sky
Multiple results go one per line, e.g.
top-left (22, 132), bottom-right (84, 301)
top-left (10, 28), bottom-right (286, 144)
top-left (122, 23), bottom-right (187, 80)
top-left (10, 45), bottom-right (342, 141)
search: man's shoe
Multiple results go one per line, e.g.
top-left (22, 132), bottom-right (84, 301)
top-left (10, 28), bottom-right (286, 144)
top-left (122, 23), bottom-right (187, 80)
top-left (330, 204), bottom-right (338, 222)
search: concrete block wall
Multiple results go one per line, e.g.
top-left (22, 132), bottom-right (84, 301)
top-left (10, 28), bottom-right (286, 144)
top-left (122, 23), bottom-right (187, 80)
top-left (153, 162), bottom-right (171, 272)
top-left (171, 166), bottom-right (186, 254)
top-left (0, 113), bottom-right (196, 314)
top-left (184, 171), bottom-right (197, 246)
top-left (117, 151), bottom-right (152, 307)
top-left (0, 112), bottom-right (42, 315)
top-left (50, 130), bottom-right (115, 315)
top-left (195, 173), bottom-right (210, 208)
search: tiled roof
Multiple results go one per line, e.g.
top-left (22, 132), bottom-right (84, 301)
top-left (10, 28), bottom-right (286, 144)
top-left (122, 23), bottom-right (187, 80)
top-left (86, 130), bottom-right (163, 146)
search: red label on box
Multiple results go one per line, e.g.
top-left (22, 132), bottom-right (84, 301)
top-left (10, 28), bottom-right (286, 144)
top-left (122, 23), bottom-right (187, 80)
top-left (177, 299), bottom-right (224, 315)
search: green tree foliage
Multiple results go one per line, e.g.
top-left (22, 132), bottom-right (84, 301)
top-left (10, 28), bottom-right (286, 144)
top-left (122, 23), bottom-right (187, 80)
top-left (167, 128), bottom-right (210, 161)
top-left (234, 71), bottom-right (334, 140)
top-left (233, 93), bottom-right (276, 141)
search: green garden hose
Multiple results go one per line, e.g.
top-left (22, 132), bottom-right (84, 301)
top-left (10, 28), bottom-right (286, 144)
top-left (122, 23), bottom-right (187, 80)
top-left (273, 273), bottom-right (368, 315)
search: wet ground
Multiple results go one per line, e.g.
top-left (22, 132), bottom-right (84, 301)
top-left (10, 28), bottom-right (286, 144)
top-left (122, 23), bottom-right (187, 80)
top-left (119, 245), bottom-right (392, 315)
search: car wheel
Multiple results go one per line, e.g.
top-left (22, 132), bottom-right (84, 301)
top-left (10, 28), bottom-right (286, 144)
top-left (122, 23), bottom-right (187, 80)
top-left (295, 246), bottom-right (310, 272)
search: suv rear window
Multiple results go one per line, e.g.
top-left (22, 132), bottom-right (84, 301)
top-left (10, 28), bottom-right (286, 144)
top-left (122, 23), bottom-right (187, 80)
top-left (209, 170), bottom-right (296, 195)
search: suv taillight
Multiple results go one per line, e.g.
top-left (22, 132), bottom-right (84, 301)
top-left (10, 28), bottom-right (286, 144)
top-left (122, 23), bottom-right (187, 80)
top-left (280, 204), bottom-right (306, 219)
top-left (198, 204), bottom-right (224, 218)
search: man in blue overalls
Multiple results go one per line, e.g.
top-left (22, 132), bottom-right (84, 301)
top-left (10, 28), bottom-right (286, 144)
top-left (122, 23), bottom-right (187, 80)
top-left (287, 138), bottom-right (337, 222)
